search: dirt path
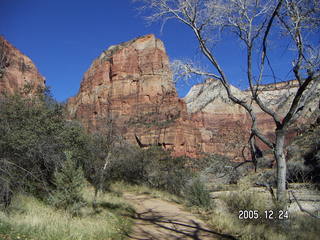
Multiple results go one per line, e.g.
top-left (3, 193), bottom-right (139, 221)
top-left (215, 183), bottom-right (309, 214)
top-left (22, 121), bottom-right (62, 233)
top-left (123, 192), bottom-right (236, 240)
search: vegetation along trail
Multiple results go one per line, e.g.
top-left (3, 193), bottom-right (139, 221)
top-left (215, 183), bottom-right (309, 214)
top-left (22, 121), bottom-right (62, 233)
top-left (123, 192), bottom-right (236, 240)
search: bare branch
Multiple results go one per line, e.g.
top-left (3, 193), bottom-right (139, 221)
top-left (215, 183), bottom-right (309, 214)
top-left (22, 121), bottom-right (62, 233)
top-left (289, 190), bottom-right (320, 219)
top-left (136, 0), bottom-right (320, 202)
top-left (171, 59), bottom-right (221, 81)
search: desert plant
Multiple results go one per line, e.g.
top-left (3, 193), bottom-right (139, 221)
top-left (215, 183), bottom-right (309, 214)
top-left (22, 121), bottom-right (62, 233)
top-left (184, 177), bottom-right (212, 210)
top-left (108, 146), bottom-right (191, 195)
top-left (142, 147), bottom-right (191, 195)
top-left (287, 160), bottom-right (313, 183)
top-left (0, 86), bottom-right (95, 206)
top-left (287, 122), bottom-right (320, 185)
top-left (0, 188), bottom-right (133, 240)
top-left (199, 154), bottom-right (242, 187)
top-left (0, 89), bottom-right (66, 202)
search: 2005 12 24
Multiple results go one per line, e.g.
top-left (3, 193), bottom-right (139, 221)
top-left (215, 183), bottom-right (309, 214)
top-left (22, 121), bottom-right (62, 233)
top-left (238, 210), bottom-right (289, 220)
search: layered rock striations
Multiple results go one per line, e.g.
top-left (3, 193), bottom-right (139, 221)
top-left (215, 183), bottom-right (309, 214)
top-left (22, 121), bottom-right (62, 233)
top-left (67, 34), bottom-right (202, 157)
top-left (184, 79), bottom-right (252, 159)
top-left (184, 78), bottom-right (320, 158)
top-left (0, 36), bottom-right (45, 94)
top-left (67, 34), bottom-right (319, 158)
top-left (1, 35), bottom-right (317, 158)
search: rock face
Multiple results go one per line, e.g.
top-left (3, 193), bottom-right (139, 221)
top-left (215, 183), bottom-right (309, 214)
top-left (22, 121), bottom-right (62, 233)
top-left (0, 36), bottom-right (45, 94)
top-left (67, 34), bottom-right (319, 158)
top-left (67, 35), bottom-right (202, 157)
top-left (184, 79), bottom-right (252, 159)
top-left (184, 78), bottom-right (320, 159)
top-left (1, 35), bottom-right (317, 158)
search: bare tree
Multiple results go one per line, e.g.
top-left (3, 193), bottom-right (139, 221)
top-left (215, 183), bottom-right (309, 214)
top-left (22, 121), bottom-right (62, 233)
top-left (136, 0), bottom-right (320, 202)
top-left (87, 113), bottom-right (125, 207)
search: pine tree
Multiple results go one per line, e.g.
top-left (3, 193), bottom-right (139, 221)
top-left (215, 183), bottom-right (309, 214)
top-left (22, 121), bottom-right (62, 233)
top-left (49, 151), bottom-right (85, 215)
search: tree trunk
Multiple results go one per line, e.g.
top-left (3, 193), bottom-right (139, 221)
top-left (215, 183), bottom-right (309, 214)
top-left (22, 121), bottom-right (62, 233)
top-left (93, 187), bottom-right (98, 209)
top-left (274, 129), bottom-right (287, 203)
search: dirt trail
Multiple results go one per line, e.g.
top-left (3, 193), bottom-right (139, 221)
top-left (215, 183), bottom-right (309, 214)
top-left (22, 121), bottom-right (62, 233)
top-left (123, 192), bottom-right (236, 240)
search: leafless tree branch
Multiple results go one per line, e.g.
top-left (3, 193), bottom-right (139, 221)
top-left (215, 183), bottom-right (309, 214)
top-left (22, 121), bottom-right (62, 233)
top-left (289, 190), bottom-right (320, 219)
top-left (136, 0), bottom-right (320, 202)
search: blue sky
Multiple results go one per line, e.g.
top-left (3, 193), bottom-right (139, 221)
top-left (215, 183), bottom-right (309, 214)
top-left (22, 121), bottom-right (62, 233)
top-left (0, 0), bottom-right (302, 102)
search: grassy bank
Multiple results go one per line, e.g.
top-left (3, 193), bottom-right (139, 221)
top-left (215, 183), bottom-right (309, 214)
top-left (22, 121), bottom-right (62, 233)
top-left (111, 181), bottom-right (182, 203)
top-left (2, 181), bottom-right (318, 240)
top-left (0, 186), bottom-right (133, 240)
top-left (203, 180), bottom-right (320, 240)
top-left (113, 180), bottom-right (320, 240)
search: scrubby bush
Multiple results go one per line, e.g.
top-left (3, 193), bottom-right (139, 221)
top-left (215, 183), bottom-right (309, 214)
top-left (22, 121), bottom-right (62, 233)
top-left (143, 147), bottom-right (191, 195)
top-left (223, 190), bottom-right (259, 214)
top-left (0, 89), bottom-right (65, 203)
top-left (108, 146), bottom-right (145, 184)
top-left (287, 160), bottom-right (313, 183)
top-left (108, 146), bottom-right (191, 196)
top-left (221, 178), bottom-right (289, 228)
top-left (0, 86), bottom-right (92, 207)
top-left (286, 122), bottom-right (320, 185)
top-left (183, 178), bottom-right (212, 209)
top-left (303, 144), bottom-right (320, 185)
top-left (256, 155), bottom-right (274, 169)
top-left (199, 154), bottom-right (241, 186)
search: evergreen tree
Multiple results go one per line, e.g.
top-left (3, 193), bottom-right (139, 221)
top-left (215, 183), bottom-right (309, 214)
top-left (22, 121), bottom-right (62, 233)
top-left (49, 151), bottom-right (85, 215)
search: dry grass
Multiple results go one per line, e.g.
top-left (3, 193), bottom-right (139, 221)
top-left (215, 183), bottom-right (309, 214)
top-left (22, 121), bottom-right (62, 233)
top-left (0, 186), bottom-right (133, 240)
top-left (206, 179), bottom-right (320, 240)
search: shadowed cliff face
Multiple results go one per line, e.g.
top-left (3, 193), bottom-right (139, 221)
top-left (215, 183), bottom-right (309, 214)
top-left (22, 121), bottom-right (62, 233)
top-left (0, 36), bottom-right (45, 95)
top-left (67, 34), bottom-right (319, 158)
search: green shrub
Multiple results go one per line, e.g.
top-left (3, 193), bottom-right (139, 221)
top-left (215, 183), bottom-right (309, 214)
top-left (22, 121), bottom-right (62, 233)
top-left (221, 180), bottom-right (288, 227)
top-left (0, 189), bottom-right (133, 240)
top-left (287, 122), bottom-right (320, 185)
top-left (143, 147), bottom-right (190, 195)
top-left (107, 145), bottom-right (144, 184)
top-left (222, 179), bottom-right (270, 213)
top-left (223, 191), bottom-right (258, 213)
top-left (109, 146), bottom-right (191, 196)
top-left (0, 89), bottom-right (66, 203)
top-left (48, 151), bottom-right (85, 216)
top-left (0, 87), bottom-right (93, 206)
top-left (184, 178), bottom-right (212, 209)
top-left (142, 147), bottom-right (191, 195)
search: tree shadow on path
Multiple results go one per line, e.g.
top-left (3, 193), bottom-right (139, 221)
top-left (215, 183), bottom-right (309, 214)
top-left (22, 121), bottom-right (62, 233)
top-left (125, 208), bottom-right (238, 240)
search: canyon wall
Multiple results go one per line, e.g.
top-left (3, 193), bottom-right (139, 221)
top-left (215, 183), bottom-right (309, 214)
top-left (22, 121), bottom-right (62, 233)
top-left (0, 36), bottom-right (45, 95)
top-left (67, 35), bottom-right (202, 157)
top-left (67, 34), bottom-right (319, 158)
top-left (0, 35), bottom-right (317, 159)
top-left (184, 78), bottom-right (319, 159)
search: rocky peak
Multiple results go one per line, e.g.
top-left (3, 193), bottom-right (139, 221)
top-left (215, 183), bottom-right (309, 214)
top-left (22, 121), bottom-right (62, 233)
top-left (184, 79), bottom-right (246, 114)
top-left (185, 78), bottom-right (319, 117)
top-left (67, 34), bottom-right (202, 157)
top-left (76, 34), bottom-right (174, 98)
top-left (67, 34), bottom-right (319, 158)
top-left (0, 36), bottom-right (45, 95)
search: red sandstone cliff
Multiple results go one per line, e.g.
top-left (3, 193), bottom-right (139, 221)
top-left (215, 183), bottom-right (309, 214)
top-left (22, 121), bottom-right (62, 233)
top-left (67, 34), bottom-right (319, 158)
top-left (0, 36), bottom-right (45, 94)
top-left (67, 35), bottom-right (202, 157)
top-left (1, 35), bottom-right (316, 159)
